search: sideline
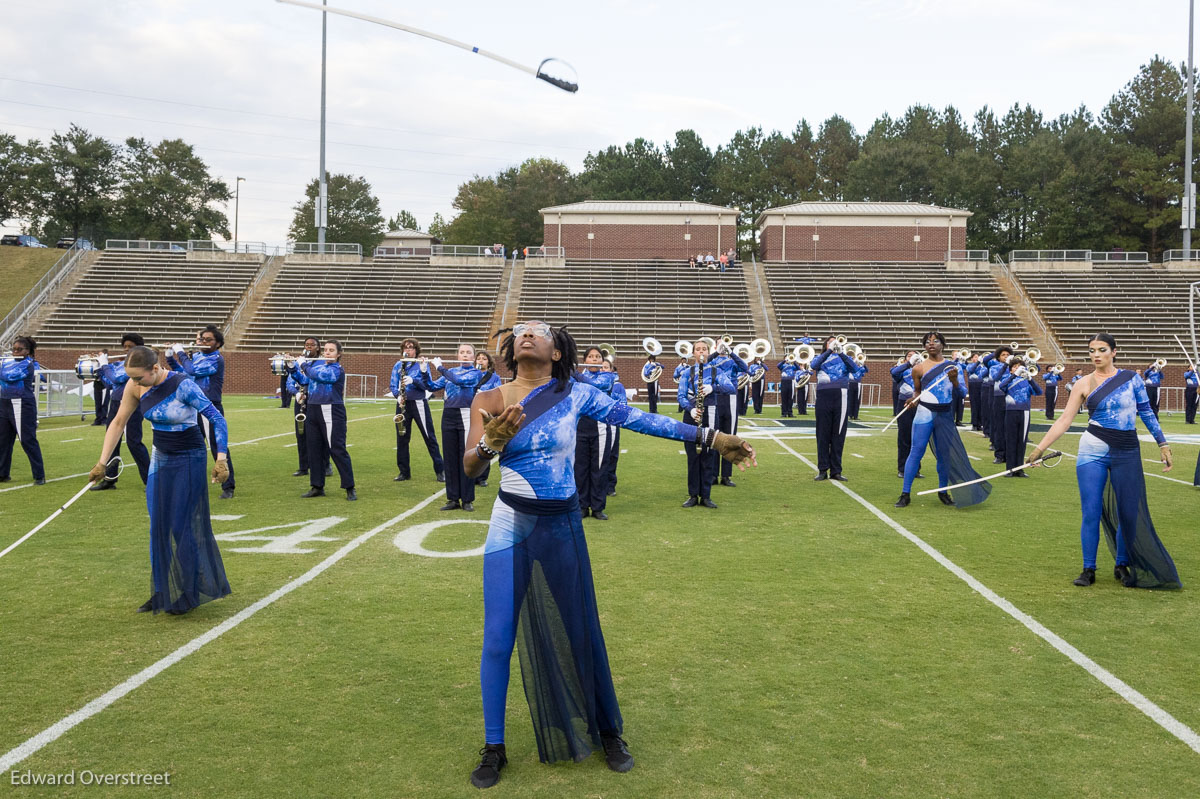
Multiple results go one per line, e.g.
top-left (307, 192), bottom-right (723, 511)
top-left (763, 431), bottom-right (1200, 756)
top-left (0, 490), bottom-right (445, 771)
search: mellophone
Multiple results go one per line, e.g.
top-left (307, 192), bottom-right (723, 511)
top-left (74, 352), bottom-right (128, 380)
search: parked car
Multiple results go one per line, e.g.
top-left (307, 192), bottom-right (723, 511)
top-left (55, 237), bottom-right (96, 250)
top-left (0, 234), bottom-right (47, 247)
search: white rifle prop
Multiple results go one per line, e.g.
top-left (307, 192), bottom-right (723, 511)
top-left (916, 450), bottom-right (1062, 496)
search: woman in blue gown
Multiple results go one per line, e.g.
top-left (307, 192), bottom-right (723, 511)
top-left (460, 321), bottom-right (756, 789)
top-left (90, 346), bottom-right (231, 614)
top-left (1028, 334), bottom-right (1179, 589)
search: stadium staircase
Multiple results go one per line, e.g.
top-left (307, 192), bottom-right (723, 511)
top-left (32, 250), bottom-right (262, 349)
top-left (762, 262), bottom-right (1031, 358)
top-left (238, 255), bottom-right (504, 353)
top-left (517, 259), bottom-right (758, 353)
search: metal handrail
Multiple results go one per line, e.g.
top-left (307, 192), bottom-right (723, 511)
top-left (1008, 249), bottom-right (1091, 262)
top-left (287, 241), bottom-right (362, 255)
top-left (1163, 249), bottom-right (1200, 262)
top-left (105, 239), bottom-right (188, 251)
top-left (945, 249), bottom-right (989, 261)
top-left (432, 244), bottom-right (507, 257)
top-left (522, 245), bottom-right (565, 258)
top-left (1091, 251), bottom-right (1149, 263)
top-left (373, 246), bottom-right (424, 257)
top-left (189, 240), bottom-right (268, 255)
top-left (0, 239), bottom-right (87, 346)
top-left (500, 253), bottom-right (517, 329)
top-left (225, 254), bottom-right (276, 334)
top-left (751, 252), bottom-right (773, 344)
top-left (994, 255), bottom-right (1066, 362)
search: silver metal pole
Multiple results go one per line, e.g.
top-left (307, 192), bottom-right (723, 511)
top-left (317, 0), bottom-right (327, 254)
top-left (234, 176), bottom-right (244, 250)
top-left (1187, 0), bottom-right (1195, 258)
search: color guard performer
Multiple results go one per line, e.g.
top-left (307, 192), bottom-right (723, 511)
top-left (0, 336), bottom-right (45, 485)
top-left (431, 343), bottom-right (495, 511)
top-left (167, 325), bottom-right (234, 499)
top-left (390, 338), bottom-right (446, 482)
top-left (1185, 364), bottom-right (1198, 424)
top-left (291, 341), bottom-right (356, 500)
top-left (93, 333), bottom-right (151, 489)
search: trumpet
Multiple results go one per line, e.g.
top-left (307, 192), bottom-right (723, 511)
top-left (1025, 347), bottom-right (1042, 364)
top-left (854, 350), bottom-right (867, 366)
top-left (1051, 363), bottom-right (1065, 375)
top-left (719, 334), bottom-right (735, 349)
top-left (642, 337), bottom-right (663, 357)
top-left (1152, 357), bottom-right (1168, 370)
top-left (955, 348), bottom-right (972, 361)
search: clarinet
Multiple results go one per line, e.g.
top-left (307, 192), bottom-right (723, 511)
top-left (394, 364), bottom-right (408, 433)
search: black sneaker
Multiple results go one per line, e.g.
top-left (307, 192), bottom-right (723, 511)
top-left (700, 498), bottom-right (718, 509)
top-left (394, 473), bottom-right (409, 482)
top-left (470, 744), bottom-right (507, 789)
top-left (346, 488), bottom-right (357, 501)
top-left (302, 487), bottom-right (325, 498)
top-left (136, 598), bottom-right (154, 613)
top-left (894, 493), bottom-right (910, 508)
top-left (719, 477), bottom-right (736, 487)
top-left (938, 491), bottom-right (955, 506)
top-left (436, 472), bottom-right (446, 483)
top-left (462, 502), bottom-right (474, 512)
top-left (1073, 568), bottom-right (1096, 586)
top-left (681, 496), bottom-right (698, 508)
top-left (219, 488), bottom-right (234, 500)
top-left (477, 480), bottom-right (488, 487)
top-left (90, 480), bottom-right (116, 491)
top-left (34, 478), bottom-right (45, 486)
top-left (1114, 564), bottom-right (1136, 587)
top-left (581, 507), bottom-right (591, 517)
top-left (440, 500), bottom-right (461, 511)
top-left (830, 474), bottom-right (848, 482)
top-left (601, 734), bottom-right (634, 773)
top-left (813, 472), bottom-right (828, 482)
top-left (292, 469), bottom-right (307, 477)
top-left (592, 511), bottom-right (609, 520)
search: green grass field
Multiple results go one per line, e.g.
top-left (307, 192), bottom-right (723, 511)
top-left (1, 397), bottom-right (1198, 798)
top-left (0, 248), bottom-right (64, 318)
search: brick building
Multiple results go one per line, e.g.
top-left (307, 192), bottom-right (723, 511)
top-left (757, 202), bottom-right (970, 262)
top-left (540, 201), bottom-right (739, 261)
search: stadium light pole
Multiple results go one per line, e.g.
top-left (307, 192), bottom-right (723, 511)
top-left (1186, 0), bottom-right (1196, 260)
top-left (234, 176), bottom-right (245, 251)
top-left (317, 0), bottom-right (327, 254)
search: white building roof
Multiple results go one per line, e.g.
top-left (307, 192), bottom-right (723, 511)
top-left (382, 228), bottom-right (434, 238)
top-left (756, 201), bottom-right (971, 227)
top-left (541, 200), bottom-right (738, 215)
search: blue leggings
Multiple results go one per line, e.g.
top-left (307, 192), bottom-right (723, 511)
top-left (902, 409), bottom-right (950, 493)
top-left (480, 547), bottom-right (519, 744)
top-left (1077, 448), bottom-right (1139, 569)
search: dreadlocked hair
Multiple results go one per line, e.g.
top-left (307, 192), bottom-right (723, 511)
top-left (497, 324), bottom-right (578, 392)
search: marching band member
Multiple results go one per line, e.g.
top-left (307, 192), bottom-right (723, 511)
top-left (894, 333), bottom-right (988, 509)
top-left (1066, 368), bottom-right (1084, 392)
top-left (461, 321), bottom-right (754, 788)
top-left (573, 346), bottom-right (615, 519)
top-left (93, 333), bottom-right (151, 489)
top-left (891, 351), bottom-right (921, 479)
top-left (642, 354), bottom-right (660, 414)
top-left (1143, 361), bottom-right (1163, 418)
top-left (474, 352), bottom-right (502, 488)
top-left (672, 358), bottom-right (689, 412)
top-left (430, 343), bottom-right (495, 511)
top-left (1042, 366), bottom-right (1061, 420)
top-left (602, 360), bottom-right (625, 496)
top-left (749, 357), bottom-right (766, 414)
top-left (776, 357), bottom-right (795, 416)
top-left (966, 354), bottom-right (984, 430)
top-left (91, 348), bottom-right (111, 426)
top-left (985, 345), bottom-right (1016, 463)
top-left (291, 341), bottom-right (356, 500)
top-left (679, 340), bottom-right (719, 507)
top-left (1028, 334), bottom-right (1178, 589)
top-left (288, 338), bottom-right (321, 477)
top-left (89, 345), bottom-right (231, 614)
top-left (795, 363), bottom-right (812, 415)
top-left (710, 342), bottom-right (750, 487)
top-left (0, 336), bottom-right (45, 485)
top-left (950, 352), bottom-right (965, 426)
top-left (810, 336), bottom-right (865, 481)
top-left (978, 352), bottom-right (993, 440)
top-left (998, 360), bottom-right (1042, 474)
top-left (1185, 364), bottom-right (1198, 424)
top-left (891, 354), bottom-right (906, 416)
top-left (390, 338), bottom-right (445, 483)
top-left (167, 325), bottom-right (234, 499)
top-left (848, 362), bottom-right (865, 421)
top-left (736, 366), bottom-right (751, 417)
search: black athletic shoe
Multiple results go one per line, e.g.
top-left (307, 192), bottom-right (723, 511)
top-left (897, 471), bottom-right (905, 478)
top-left (90, 480), bottom-right (116, 491)
top-left (346, 488), bottom-right (357, 501)
top-left (292, 470), bottom-right (307, 477)
top-left (302, 487), bottom-right (325, 498)
top-left (606, 489), bottom-right (616, 496)
top-left (0, 476), bottom-right (10, 483)
top-left (436, 472), bottom-right (446, 483)
top-left (581, 507), bottom-right (591, 517)
top-left (830, 474), bottom-right (848, 482)
top-left (1114, 564), bottom-right (1136, 587)
top-left (601, 734), bottom-right (634, 773)
top-left (325, 465), bottom-right (333, 476)
top-left (938, 491), bottom-right (955, 506)
top-left (813, 472), bottom-right (828, 482)
top-left (219, 489), bottom-right (234, 500)
top-left (719, 477), bottom-right (736, 487)
top-left (470, 744), bottom-right (507, 789)
top-left (1073, 568), bottom-right (1096, 586)
top-left (700, 498), bottom-right (718, 508)
top-left (915, 472), bottom-right (925, 479)
top-left (477, 480), bottom-right (489, 487)
top-left (440, 500), bottom-right (460, 511)
top-left (34, 478), bottom-right (45, 486)
top-left (681, 496), bottom-right (699, 508)
top-left (394, 473), bottom-right (409, 482)
top-left (992, 457), bottom-right (1004, 464)
top-left (136, 598), bottom-right (154, 613)
top-left (592, 511), bottom-right (609, 520)
top-left (894, 493), bottom-right (910, 508)
top-left (462, 502), bottom-right (474, 512)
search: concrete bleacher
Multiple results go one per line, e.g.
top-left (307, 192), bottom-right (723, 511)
top-left (763, 262), bottom-right (1030, 357)
top-left (239, 258), bottom-right (504, 353)
top-left (1015, 266), bottom-right (1198, 364)
top-left (33, 250), bottom-right (263, 348)
top-left (517, 259), bottom-right (757, 353)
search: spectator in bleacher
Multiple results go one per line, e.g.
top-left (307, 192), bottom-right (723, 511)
top-left (91, 348), bottom-right (111, 426)
top-left (1143, 362), bottom-right (1163, 418)
top-left (726, 247), bottom-right (737, 267)
top-left (1184, 364), bottom-right (1198, 424)
top-left (167, 325), bottom-right (235, 500)
top-left (572, 347), bottom-right (615, 519)
top-left (482, 245), bottom-right (493, 256)
top-left (688, 255), bottom-right (697, 269)
top-left (474, 352), bottom-right (502, 488)
top-left (718, 252), bottom-right (728, 272)
top-left (999, 360), bottom-right (1042, 474)
top-left (810, 336), bottom-right (866, 482)
top-left (0, 336), bottom-right (46, 486)
top-left (704, 252), bottom-right (716, 269)
top-left (92, 332), bottom-right (151, 490)
top-left (429, 343), bottom-right (495, 512)
top-left (291, 340), bottom-right (356, 501)
top-left (776, 357), bottom-right (796, 416)
top-left (390, 338), bottom-right (446, 483)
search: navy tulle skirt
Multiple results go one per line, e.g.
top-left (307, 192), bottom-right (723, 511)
top-left (145, 447), bottom-right (231, 614)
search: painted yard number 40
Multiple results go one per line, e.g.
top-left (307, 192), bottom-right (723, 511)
top-left (212, 515), bottom-right (485, 558)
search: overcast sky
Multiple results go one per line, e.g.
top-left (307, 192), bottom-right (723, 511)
top-left (0, 0), bottom-right (1191, 246)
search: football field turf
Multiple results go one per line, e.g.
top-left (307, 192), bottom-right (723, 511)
top-left (2, 396), bottom-right (1198, 797)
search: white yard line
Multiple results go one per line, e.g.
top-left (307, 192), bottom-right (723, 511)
top-left (0, 489), bottom-right (445, 772)
top-left (763, 431), bottom-right (1200, 756)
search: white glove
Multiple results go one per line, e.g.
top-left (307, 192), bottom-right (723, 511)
top-left (717, 341), bottom-right (730, 355)
top-left (402, 376), bottom-right (413, 387)
top-left (419, 358), bottom-right (429, 373)
top-left (908, 353), bottom-right (921, 366)
top-left (383, 390), bottom-right (394, 399)
top-left (171, 344), bottom-right (186, 357)
top-left (690, 407), bottom-right (703, 423)
top-left (294, 355), bottom-right (307, 367)
top-left (431, 357), bottom-right (443, 370)
top-left (699, 384), bottom-right (713, 397)
top-left (97, 352), bottom-right (109, 366)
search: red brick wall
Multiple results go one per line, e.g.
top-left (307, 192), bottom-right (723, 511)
top-left (760, 224), bottom-right (966, 262)
top-left (542, 222), bottom-right (738, 260)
